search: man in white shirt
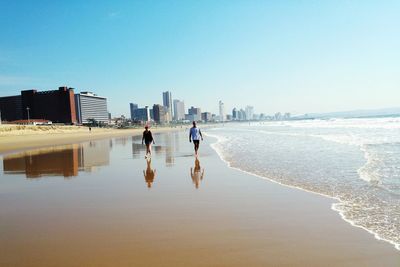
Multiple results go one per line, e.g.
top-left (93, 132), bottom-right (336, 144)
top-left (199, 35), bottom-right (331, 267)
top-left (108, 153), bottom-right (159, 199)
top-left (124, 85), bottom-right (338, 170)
top-left (189, 121), bottom-right (203, 156)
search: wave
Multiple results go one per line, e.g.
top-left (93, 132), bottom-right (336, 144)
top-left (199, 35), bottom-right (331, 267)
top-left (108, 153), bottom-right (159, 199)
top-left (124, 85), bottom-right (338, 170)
top-left (205, 131), bottom-right (400, 252)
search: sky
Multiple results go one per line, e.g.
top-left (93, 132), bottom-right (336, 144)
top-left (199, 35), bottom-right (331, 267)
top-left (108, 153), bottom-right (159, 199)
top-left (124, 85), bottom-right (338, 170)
top-left (0, 0), bottom-right (399, 116)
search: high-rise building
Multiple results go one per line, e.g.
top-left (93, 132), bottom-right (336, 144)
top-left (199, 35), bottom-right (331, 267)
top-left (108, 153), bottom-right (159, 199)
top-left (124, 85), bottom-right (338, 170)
top-left (201, 112), bottom-right (212, 122)
top-left (173, 99), bottom-right (185, 121)
top-left (153, 104), bottom-right (169, 123)
top-left (232, 108), bottom-right (238, 120)
top-left (274, 112), bottom-right (282, 120)
top-left (75, 92), bottom-right (108, 124)
top-left (238, 108), bottom-right (246, 120)
top-left (0, 87), bottom-right (78, 124)
top-left (284, 113), bottom-right (291, 120)
top-left (245, 106), bottom-right (254, 121)
top-left (162, 91), bottom-right (173, 120)
top-left (219, 100), bottom-right (225, 122)
top-left (129, 103), bottom-right (138, 120)
top-left (0, 95), bottom-right (22, 122)
top-left (188, 106), bottom-right (201, 121)
top-left (132, 106), bottom-right (151, 122)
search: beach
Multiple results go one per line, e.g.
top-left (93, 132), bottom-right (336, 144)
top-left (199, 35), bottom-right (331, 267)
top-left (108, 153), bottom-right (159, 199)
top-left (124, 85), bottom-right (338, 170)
top-left (0, 125), bottom-right (183, 153)
top-left (0, 130), bottom-right (398, 266)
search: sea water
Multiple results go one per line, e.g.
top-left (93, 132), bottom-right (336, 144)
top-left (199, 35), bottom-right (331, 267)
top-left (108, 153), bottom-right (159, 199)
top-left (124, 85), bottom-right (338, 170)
top-left (207, 117), bottom-right (400, 250)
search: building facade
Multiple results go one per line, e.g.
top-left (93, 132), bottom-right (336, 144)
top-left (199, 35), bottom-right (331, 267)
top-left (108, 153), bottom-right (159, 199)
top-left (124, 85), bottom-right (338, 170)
top-left (188, 106), bottom-right (201, 121)
top-left (245, 106), bottom-right (254, 121)
top-left (21, 87), bottom-right (77, 124)
top-left (0, 95), bottom-right (22, 122)
top-left (129, 103), bottom-right (138, 120)
top-left (201, 112), bottom-right (212, 122)
top-left (219, 100), bottom-right (225, 122)
top-left (132, 106), bottom-right (151, 122)
top-left (173, 99), bottom-right (185, 121)
top-left (162, 91), bottom-right (173, 121)
top-left (232, 108), bottom-right (238, 120)
top-left (153, 104), bottom-right (169, 124)
top-left (75, 92), bottom-right (108, 124)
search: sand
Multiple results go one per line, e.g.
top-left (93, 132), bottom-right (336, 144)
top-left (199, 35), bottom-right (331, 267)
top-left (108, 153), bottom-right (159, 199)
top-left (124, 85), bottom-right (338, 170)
top-left (0, 124), bottom-right (183, 154)
top-left (0, 131), bottom-right (399, 266)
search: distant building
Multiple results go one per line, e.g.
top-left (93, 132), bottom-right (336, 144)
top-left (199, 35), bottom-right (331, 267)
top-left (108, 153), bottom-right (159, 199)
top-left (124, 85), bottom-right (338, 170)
top-left (232, 108), bottom-right (238, 120)
top-left (239, 108), bottom-right (246, 121)
top-left (185, 114), bottom-right (196, 122)
top-left (284, 113), bottom-right (291, 120)
top-left (188, 106), bottom-right (201, 121)
top-left (274, 112), bottom-right (282, 120)
top-left (245, 106), bottom-right (254, 121)
top-left (226, 114), bottom-right (232, 121)
top-left (201, 112), bottom-right (212, 122)
top-left (162, 91), bottom-right (173, 120)
top-left (132, 106), bottom-right (151, 122)
top-left (75, 92), bottom-right (108, 124)
top-left (219, 100), bottom-right (225, 122)
top-left (153, 104), bottom-right (169, 123)
top-left (129, 103), bottom-right (138, 120)
top-left (173, 99), bottom-right (185, 121)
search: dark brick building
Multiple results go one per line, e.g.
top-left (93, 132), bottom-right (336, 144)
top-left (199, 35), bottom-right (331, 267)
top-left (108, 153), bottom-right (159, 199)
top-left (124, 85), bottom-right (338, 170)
top-left (0, 86), bottom-right (77, 124)
top-left (0, 95), bottom-right (22, 121)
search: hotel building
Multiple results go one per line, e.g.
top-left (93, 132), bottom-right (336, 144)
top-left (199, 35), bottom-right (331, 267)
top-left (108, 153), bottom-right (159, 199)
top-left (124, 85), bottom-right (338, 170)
top-left (75, 92), bottom-right (108, 124)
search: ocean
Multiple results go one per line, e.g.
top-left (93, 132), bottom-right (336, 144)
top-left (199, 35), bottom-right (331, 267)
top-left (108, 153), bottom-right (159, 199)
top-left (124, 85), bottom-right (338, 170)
top-left (207, 117), bottom-right (400, 251)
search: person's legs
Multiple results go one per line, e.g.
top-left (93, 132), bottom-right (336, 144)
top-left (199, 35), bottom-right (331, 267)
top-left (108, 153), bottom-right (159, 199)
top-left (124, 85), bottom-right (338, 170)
top-left (194, 140), bottom-right (200, 155)
top-left (145, 143), bottom-right (151, 156)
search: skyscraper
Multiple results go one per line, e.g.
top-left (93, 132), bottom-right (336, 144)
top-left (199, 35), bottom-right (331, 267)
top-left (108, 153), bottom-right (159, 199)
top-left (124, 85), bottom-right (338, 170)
top-left (219, 100), bottom-right (225, 122)
top-left (188, 106), bottom-right (201, 121)
top-left (153, 104), bottom-right (168, 123)
top-left (239, 108), bottom-right (246, 120)
top-left (129, 103), bottom-right (138, 120)
top-left (133, 106), bottom-right (151, 122)
top-left (162, 91), bottom-right (173, 121)
top-left (173, 99), bottom-right (185, 121)
top-left (201, 112), bottom-right (212, 122)
top-left (245, 106), bottom-right (254, 121)
top-left (232, 108), bottom-right (238, 120)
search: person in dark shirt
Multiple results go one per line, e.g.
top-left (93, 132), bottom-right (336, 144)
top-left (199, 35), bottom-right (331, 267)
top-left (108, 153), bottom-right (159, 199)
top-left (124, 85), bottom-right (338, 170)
top-left (142, 125), bottom-right (155, 158)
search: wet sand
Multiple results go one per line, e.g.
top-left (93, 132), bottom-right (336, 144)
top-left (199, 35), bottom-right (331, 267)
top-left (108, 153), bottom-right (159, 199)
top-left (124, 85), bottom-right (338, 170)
top-left (0, 131), bottom-right (398, 266)
top-left (0, 126), bottom-right (181, 154)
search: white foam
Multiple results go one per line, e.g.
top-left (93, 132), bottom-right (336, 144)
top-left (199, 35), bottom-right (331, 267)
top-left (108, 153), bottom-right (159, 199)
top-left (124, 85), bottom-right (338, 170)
top-left (205, 131), bottom-right (400, 252)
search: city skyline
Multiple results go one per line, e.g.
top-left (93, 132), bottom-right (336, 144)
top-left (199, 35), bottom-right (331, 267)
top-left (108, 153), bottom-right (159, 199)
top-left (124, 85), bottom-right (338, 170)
top-left (0, 1), bottom-right (399, 117)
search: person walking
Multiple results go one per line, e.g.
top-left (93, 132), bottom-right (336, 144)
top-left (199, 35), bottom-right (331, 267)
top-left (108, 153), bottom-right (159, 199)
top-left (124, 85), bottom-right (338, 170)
top-left (189, 121), bottom-right (203, 156)
top-left (142, 125), bottom-right (155, 158)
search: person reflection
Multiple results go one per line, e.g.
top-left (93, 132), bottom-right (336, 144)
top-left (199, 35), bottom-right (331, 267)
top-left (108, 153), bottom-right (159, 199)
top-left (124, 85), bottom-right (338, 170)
top-left (190, 158), bottom-right (204, 189)
top-left (143, 159), bottom-right (156, 188)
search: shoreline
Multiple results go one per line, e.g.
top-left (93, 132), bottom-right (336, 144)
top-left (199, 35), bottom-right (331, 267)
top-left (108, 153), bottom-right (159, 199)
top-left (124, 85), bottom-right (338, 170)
top-left (207, 132), bottom-right (400, 252)
top-left (0, 131), bottom-right (399, 266)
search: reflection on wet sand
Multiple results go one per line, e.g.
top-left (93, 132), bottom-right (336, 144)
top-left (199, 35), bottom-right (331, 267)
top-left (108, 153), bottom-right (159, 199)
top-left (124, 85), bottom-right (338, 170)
top-left (131, 133), bottom-right (175, 166)
top-left (143, 159), bottom-right (156, 188)
top-left (2, 140), bottom-right (111, 178)
top-left (191, 158), bottom-right (205, 189)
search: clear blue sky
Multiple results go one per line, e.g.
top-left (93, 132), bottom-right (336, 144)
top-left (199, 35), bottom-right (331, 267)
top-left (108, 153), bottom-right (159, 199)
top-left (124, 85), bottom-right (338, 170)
top-left (0, 0), bottom-right (399, 116)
